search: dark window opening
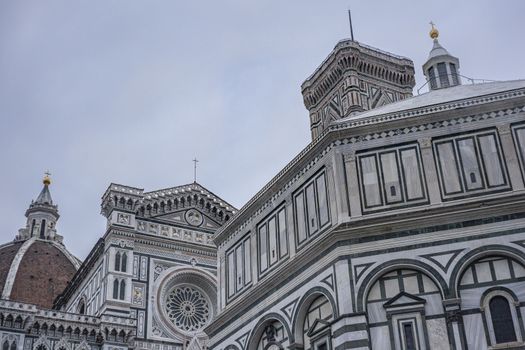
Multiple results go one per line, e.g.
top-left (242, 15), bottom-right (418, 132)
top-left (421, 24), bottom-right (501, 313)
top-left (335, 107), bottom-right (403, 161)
top-left (390, 186), bottom-right (396, 196)
top-left (403, 323), bottom-right (417, 350)
top-left (490, 296), bottom-right (517, 344)
top-left (113, 279), bottom-right (119, 299)
top-left (114, 252), bottom-right (121, 271)
top-left (470, 172), bottom-right (477, 183)
top-left (121, 253), bottom-right (127, 272)
top-left (119, 280), bottom-right (126, 300)
top-left (40, 219), bottom-right (46, 239)
top-left (78, 302), bottom-right (85, 314)
top-left (317, 343), bottom-right (327, 350)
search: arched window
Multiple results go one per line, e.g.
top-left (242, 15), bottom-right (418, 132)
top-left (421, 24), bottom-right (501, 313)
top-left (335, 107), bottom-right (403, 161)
top-left (121, 253), bottom-right (127, 272)
top-left (114, 252), bottom-right (121, 271)
top-left (255, 320), bottom-right (288, 350)
top-left (3, 341), bottom-right (9, 350)
top-left (113, 279), bottom-right (119, 299)
top-left (9, 342), bottom-right (16, 350)
top-left (119, 280), bottom-right (126, 300)
top-left (78, 300), bottom-right (85, 314)
top-left (490, 296), bottom-right (517, 344)
top-left (40, 219), bottom-right (46, 239)
top-left (303, 295), bottom-right (334, 350)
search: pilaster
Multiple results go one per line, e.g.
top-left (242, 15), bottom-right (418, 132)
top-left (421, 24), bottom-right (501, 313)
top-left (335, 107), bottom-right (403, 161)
top-left (344, 152), bottom-right (362, 218)
top-left (498, 124), bottom-right (525, 190)
top-left (419, 137), bottom-right (442, 204)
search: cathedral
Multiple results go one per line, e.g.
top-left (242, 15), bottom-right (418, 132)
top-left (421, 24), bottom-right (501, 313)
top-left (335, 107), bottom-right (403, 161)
top-left (1, 23), bottom-right (525, 350)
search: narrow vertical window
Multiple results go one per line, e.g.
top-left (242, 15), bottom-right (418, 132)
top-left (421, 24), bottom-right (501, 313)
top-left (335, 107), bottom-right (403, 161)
top-left (259, 224), bottom-right (268, 272)
top-left (305, 183), bottom-right (318, 235)
top-left (30, 219), bottom-right (36, 237)
top-left (360, 155), bottom-right (382, 207)
top-left (437, 62), bottom-right (449, 87)
top-left (316, 174), bottom-right (329, 226)
top-left (428, 66), bottom-right (437, 89)
top-left (112, 279), bottom-right (119, 299)
top-left (268, 217), bottom-right (278, 266)
top-left (436, 142), bottom-right (462, 194)
top-left (490, 296), bottom-right (517, 344)
top-left (114, 252), bottom-right (121, 272)
top-left (244, 238), bottom-right (251, 284)
top-left (119, 280), bottom-right (125, 300)
top-left (457, 138), bottom-right (483, 190)
top-left (515, 128), bottom-right (525, 167)
top-left (227, 252), bottom-right (235, 297)
top-left (450, 63), bottom-right (459, 85)
top-left (401, 148), bottom-right (424, 200)
top-left (40, 219), bottom-right (46, 239)
top-left (121, 252), bottom-right (127, 272)
top-left (235, 245), bottom-right (243, 290)
top-left (278, 209), bottom-right (288, 258)
top-left (402, 323), bottom-right (417, 350)
top-left (478, 135), bottom-right (505, 186)
top-left (380, 152), bottom-right (402, 203)
top-left (295, 193), bottom-right (307, 244)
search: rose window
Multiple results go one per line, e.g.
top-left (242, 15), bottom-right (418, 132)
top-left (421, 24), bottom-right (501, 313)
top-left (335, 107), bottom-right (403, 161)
top-left (165, 286), bottom-right (210, 332)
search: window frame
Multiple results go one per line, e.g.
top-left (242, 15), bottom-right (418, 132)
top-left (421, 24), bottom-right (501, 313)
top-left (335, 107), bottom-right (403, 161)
top-left (482, 289), bottom-right (523, 346)
top-left (257, 204), bottom-right (289, 278)
top-left (356, 143), bottom-right (428, 213)
top-left (512, 122), bottom-right (525, 184)
top-left (293, 170), bottom-right (331, 251)
top-left (226, 233), bottom-right (252, 302)
top-left (433, 129), bottom-right (510, 201)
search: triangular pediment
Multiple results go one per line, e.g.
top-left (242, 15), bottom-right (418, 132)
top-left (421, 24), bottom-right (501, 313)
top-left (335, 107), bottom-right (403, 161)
top-left (306, 318), bottom-right (331, 337)
top-left (155, 208), bottom-right (221, 229)
top-left (383, 291), bottom-right (426, 309)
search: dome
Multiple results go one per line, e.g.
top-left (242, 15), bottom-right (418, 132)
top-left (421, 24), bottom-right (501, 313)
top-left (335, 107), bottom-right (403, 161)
top-left (0, 238), bottom-right (79, 308)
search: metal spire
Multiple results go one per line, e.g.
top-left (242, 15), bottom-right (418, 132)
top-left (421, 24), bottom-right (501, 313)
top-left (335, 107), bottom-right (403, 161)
top-left (192, 158), bottom-right (199, 183)
top-left (348, 10), bottom-right (355, 41)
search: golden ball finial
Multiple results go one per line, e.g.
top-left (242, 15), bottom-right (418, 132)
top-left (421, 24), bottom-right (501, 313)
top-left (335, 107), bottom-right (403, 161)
top-left (429, 21), bottom-right (439, 39)
top-left (43, 171), bottom-right (51, 186)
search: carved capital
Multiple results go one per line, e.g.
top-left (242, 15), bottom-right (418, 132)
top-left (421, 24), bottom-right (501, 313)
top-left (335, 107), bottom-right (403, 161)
top-left (497, 123), bottom-right (511, 135)
top-left (418, 137), bottom-right (432, 148)
top-left (344, 151), bottom-right (356, 163)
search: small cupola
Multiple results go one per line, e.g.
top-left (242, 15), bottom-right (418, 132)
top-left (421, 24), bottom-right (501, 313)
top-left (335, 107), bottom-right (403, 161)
top-left (17, 172), bottom-right (63, 243)
top-left (422, 23), bottom-right (461, 90)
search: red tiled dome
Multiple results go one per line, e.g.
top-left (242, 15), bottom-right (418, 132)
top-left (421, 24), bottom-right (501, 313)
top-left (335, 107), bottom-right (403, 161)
top-left (0, 239), bottom-right (78, 308)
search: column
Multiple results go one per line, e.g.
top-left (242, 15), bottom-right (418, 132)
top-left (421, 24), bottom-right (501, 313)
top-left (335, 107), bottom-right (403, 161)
top-left (443, 298), bottom-right (467, 350)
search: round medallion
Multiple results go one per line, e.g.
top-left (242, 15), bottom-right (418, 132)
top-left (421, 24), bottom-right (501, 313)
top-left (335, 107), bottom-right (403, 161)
top-left (165, 286), bottom-right (210, 332)
top-left (185, 209), bottom-right (203, 226)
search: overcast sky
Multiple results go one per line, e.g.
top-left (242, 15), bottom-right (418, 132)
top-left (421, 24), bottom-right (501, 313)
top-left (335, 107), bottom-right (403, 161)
top-left (1, 0), bottom-right (524, 260)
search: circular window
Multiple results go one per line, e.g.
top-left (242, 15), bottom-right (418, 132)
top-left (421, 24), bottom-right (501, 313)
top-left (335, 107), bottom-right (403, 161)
top-left (185, 209), bottom-right (203, 226)
top-left (165, 285), bottom-right (210, 332)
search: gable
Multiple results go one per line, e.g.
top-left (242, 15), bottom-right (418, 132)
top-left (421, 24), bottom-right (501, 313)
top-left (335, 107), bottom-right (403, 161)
top-left (154, 208), bottom-right (221, 229)
top-left (383, 291), bottom-right (426, 308)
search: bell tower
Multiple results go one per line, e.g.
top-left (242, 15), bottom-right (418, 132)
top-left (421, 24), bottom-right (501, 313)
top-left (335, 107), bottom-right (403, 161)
top-left (301, 39), bottom-right (416, 140)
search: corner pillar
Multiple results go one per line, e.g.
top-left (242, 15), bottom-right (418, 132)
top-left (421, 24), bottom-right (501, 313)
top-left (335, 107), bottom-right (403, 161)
top-left (443, 298), bottom-right (467, 350)
top-left (331, 313), bottom-right (370, 350)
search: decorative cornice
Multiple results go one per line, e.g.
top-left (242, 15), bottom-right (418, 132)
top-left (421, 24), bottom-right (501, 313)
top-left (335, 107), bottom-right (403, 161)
top-left (301, 39), bottom-right (415, 109)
